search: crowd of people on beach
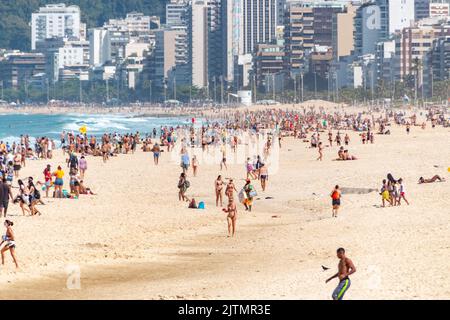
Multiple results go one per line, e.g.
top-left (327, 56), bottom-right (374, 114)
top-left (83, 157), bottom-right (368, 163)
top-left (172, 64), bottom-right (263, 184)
top-left (0, 102), bottom-right (447, 298)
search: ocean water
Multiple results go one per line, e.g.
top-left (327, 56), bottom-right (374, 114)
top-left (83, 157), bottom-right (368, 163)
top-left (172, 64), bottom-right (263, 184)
top-left (0, 113), bottom-right (196, 143)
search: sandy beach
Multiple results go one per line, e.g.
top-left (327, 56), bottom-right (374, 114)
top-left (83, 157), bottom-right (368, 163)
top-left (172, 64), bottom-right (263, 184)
top-left (0, 104), bottom-right (449, 300)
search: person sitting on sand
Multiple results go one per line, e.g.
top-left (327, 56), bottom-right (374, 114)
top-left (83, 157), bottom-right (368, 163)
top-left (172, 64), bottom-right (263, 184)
top-left (188, 198), bottom-right (198, 209)
top-left (418, 175), bottom-right (446, 184)
top-left (79, 180), bottom-right (95, 195)
top-left (223, 197), bottom-right (237, 237)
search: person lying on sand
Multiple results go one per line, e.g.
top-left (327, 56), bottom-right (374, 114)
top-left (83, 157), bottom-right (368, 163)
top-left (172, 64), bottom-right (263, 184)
top-left (418, 175), bottom-right (446, 184)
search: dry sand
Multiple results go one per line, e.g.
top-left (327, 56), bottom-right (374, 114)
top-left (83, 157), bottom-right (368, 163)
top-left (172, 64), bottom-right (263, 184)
top-left (0, 107), bottom-right (449, 300)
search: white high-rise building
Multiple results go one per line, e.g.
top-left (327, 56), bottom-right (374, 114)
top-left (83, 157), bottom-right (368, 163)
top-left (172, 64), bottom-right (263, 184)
top-left (377, 0), bottom-right (415, 37)
top-left (190, 0), bottom-right (209, 88)
top-left (242, 0), bottom-right (278, 54)
top-left (31, 4), bottom-right (81, 50)
top-left (89, 29), bottom-right (111, 67)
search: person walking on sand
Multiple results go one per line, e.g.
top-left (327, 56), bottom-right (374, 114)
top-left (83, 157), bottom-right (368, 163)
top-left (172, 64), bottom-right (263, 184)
top-left (215, 175), bottom-right (225, 207)
top-left (220, 144), bottom-right (228, 171)
top-left (223, 197), bottom-right (237, 237)
top-left (397, 178), bottom-right (409, 205)
top-left (243, 179), bottom-right (255, 212)
top-left (0, 177), bottom-right (13, 217)
top-left (225, 179), bottom-right (238, 201)
top-left (326, 248), bottom-right (356, 300)
top-left (259, 163), bottom-right (268, 191)
top-left (178, 172), bottom-right (189, 202)
top-left (331, 185), bottom-right (341, 218)
top-left (151, 143), bottom-right (161, 165)
top-left (79, 155), bottom-right (87, 180)
top-left (0, 220), bottom-right (19, 268)
top-left (192, 155), bottom-right (199, 177)
top-left (317, 142), bottom-right (324, 161)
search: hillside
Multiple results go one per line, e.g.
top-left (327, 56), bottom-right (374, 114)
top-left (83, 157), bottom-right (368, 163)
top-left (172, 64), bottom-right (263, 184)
top-left (0, 0), bottom-right (167, 51)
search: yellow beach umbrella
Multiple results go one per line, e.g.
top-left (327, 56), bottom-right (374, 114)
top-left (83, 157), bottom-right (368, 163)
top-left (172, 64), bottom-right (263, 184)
top-left (79, 125), bottom-right (87, 135)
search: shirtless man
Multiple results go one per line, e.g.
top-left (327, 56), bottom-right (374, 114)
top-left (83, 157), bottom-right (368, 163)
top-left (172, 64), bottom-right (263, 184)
top-left (326, 248), bottom-right (356, 300)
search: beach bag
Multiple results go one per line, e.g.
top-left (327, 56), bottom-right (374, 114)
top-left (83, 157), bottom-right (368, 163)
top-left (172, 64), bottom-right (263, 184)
top-left (249, 189), bottom-right (258, 198)
top-left (238, 189), bottom-right (247, 203)
top-left (198, 201), bottom-right (205, 209)
top-left (184, 180), bottom-right (190, 189)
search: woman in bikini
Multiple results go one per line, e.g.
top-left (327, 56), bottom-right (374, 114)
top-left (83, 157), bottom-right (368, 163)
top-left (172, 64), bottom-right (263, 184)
top-left (78, 155), bottom-right (87, 180)
top-left (215, 175), bottom-right (224, 207)
top-left (14, 179), bottom-right (31, 216)
top-left (225, 179), bottom-right (238, 201)
top-left (317, 142), bottom-right (324, 161)
top-left (223, 198), bottom-right (237, 237)
top-left (0, 220), bottom-right (18, 268)
top-left (192, 155), bottom-right (199, 177)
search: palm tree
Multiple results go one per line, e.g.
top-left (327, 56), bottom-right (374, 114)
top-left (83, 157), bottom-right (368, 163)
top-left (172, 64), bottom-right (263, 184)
top-left (411, 57), bottom-right (422, 105)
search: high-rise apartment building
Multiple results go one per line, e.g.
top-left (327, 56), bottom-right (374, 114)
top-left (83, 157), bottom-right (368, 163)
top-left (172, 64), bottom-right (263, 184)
top-left (31, 4), bottom-right (81, 50)
top-left (242, 0), bottom-right (278, 54)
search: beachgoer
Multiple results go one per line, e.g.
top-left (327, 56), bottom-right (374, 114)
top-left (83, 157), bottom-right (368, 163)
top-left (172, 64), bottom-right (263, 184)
top-left (53, 166), bottom-right (65, 198)
top-left (243, 179), bottom-right (255, 212)
top-left (259, 163), bottom-right (268, 191)
top-left (192, 155), bottom-right (199, 177)
top-left (326, 248), bottom-right (356, 300)
top-left (397, 178), bottom-right (409, 205)
top-left (418, 175), bottom-right (446, 184)
top-left (215, 175), bottom-right (224, 207)
top-left (331, 185), bottom-right (341, 217)
top-left (178, 172), bottom-right (189, 202)
top-left (223, 197), bottom-right (237, 237)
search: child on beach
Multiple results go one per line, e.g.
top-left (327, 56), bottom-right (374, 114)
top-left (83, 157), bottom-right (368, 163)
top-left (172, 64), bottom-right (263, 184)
top-left (397, 178), bottom-right (409, 205)
top-left (380, 179), bottom-right (391, 207)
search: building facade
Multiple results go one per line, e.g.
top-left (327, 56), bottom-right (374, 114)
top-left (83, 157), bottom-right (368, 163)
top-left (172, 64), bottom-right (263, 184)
top-left (31, 4), bottom-right (81, 50)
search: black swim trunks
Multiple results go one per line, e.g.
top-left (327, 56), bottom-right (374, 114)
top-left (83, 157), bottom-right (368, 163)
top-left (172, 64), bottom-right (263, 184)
top-left (332, 199), bottom-right (341, 206)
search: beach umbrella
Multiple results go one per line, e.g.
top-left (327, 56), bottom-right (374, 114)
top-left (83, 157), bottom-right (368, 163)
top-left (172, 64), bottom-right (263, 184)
top-left (79, 125), bottom-right (87, 135)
